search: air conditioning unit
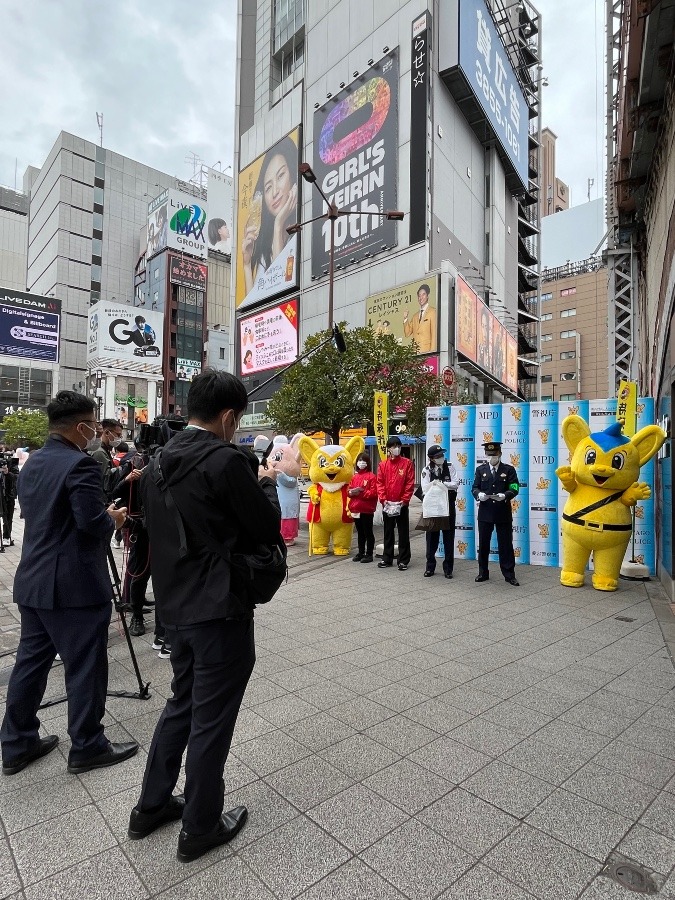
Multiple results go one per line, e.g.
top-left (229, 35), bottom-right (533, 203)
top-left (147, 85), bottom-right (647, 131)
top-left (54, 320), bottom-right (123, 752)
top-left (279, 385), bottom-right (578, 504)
top-left (560, 372), bottom-right (576, 381)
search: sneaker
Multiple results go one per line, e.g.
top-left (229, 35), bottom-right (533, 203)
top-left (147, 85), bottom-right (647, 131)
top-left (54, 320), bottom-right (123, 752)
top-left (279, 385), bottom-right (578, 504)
top-left (158, 643), bottom-right (171, 659)
top-left (151, 637), bottom-right (164, 651)
top-left (129, 616), bottom-right (146, 637)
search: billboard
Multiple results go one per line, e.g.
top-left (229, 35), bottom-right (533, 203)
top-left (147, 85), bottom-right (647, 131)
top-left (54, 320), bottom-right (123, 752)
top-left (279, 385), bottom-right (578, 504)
top-left (239, 298), bottom-right (298, 377)
top-left (168, 253), bottom-right (208, 291)
top-left (311, 51), bottom-right (399, 277)
top-left (206, 168), bottom-right (233, 255)
top-left (410, 13), bottom-right (432, 245)
top-left (236, 127), bottom-right (301, 310)
top-left (147, 189), bottom-right (208, 261)
top-left (0, 288), bottom-right (60, 363)
top-left (177, 357), bottom-right (201, 381)
top-left (87, 302), bottom-right (163, 373)
top-left (366, 276), bottom-right (439, 355)
top-left (455, 276), bottom-right (477, 360)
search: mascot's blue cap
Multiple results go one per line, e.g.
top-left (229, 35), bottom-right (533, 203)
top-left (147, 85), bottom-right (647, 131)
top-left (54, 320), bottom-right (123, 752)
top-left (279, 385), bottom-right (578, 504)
top-left (590, 420), bottom-right (631, 452)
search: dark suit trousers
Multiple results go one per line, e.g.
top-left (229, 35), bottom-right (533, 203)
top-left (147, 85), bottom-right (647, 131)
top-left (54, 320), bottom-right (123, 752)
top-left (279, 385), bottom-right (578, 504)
top-left (3, 500), bottom-right (15, 538)
top-left (138, 618), bottom-right (255, 835)
top-left (477, 520), bottom-right (516, 579)
top-left (0, 604), bottom-right (111, 764)
top-left (124, 526), bottom-right (152, 617)
top-left (354, 514), bottom-right (375, 556)
top-left (425, 522), bottom-right (455, 575)
top-left (382, 506), bottom-right (411, 566)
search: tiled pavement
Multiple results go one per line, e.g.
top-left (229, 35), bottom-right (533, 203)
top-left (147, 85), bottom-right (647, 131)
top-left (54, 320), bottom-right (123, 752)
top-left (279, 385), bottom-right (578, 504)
top-left (1, 511), bottom-right (675, 898)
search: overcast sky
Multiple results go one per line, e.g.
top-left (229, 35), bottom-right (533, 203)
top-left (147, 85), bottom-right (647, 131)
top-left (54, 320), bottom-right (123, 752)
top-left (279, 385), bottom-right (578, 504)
top-left (0, 0), bottom-right (604, 208)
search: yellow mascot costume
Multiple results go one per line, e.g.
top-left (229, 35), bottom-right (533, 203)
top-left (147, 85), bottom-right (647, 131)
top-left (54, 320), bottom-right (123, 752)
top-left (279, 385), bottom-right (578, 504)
top-left (556, 416), bottom-right (666, 591)
top-left (298, 435), bottom-right (365, 556)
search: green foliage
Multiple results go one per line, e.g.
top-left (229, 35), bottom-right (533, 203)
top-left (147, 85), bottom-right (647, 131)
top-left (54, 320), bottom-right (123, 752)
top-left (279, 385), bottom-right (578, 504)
top-left (266, 324), bottom-right (442, 443)
top-left (1, 409), bottom-right (49, 450)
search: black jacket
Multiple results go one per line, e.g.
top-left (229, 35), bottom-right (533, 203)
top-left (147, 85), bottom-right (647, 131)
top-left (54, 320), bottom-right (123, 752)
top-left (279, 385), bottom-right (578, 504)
top-left (471, 461), bottom-right (520, 524)
top-left (140, 428), bottom-right (281, 626)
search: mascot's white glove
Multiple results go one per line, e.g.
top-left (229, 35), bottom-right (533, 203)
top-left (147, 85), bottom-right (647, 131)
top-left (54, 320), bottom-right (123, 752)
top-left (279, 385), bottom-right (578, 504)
top-left (495, 493), bottom-right (506, 501)
top-left (478, 492), bottom-right (487, 502)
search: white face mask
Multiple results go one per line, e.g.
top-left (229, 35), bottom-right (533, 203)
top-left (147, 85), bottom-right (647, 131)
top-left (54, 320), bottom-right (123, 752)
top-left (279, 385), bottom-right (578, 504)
top-left (432, 456), bottom-right (445, 465)
top-left (111, 438), bottom-right (122, 449)
top-left (78, 422), bottom-right (99, 452)
top-left (388, 446), bottom-right (401, 457)
top-left (357, 461), bottom-right (368, 470)
top-left (486, 455), bottom-right (501, 466)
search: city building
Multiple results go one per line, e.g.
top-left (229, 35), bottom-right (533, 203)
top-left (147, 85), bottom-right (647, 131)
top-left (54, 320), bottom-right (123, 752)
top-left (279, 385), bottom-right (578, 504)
top-left (539, 127), bottom-right (569, 219)
top-left (0, 187), bottom-right (28, 292)
top-left (232, 0), bottom-right (544, 443)
top-left (606, 0), bottom-right (675, 594)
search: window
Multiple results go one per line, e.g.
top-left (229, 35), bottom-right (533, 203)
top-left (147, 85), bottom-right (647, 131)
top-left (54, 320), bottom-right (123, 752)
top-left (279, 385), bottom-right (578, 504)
top-left (91, 264), bottom-right (102, 283)
top-left (541, 374), bottom-right (552, 383)
top-left (560, 393), bottom-right (576, 401)
top-left (541, 395), bottom-right (552, 401)
top-left (541, 292), bottom-right (553, 301)
top-left (219, 347), bottom-right (225, 360)
top-left (561, 308), bottom-right (576, 318)
top-left (560, 350), bottom-right (576, 360)
top-left (93, 212), bottom-right (103, 230)
top-left (560, 372), bottom-right (577, 381)
top-left (541, 334), bottom-right (552, 342)
top-left (561, 329), bottom-right (576, 339)
top-left (540, 313), bottom-right (552, 321)
top-left (92, 238), bottom-right (102, 257)
top-left (560, 287), bottom-right (577, 296)
top-left (94, 186), bottom-right (104, 205)
top-left (540, 353), bottom-right (552, 362)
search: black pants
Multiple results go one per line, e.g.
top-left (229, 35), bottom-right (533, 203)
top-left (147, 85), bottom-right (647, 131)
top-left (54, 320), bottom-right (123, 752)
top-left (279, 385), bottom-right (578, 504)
top-left (0, 603), bottom-right (111, 764)
top-left (425, 521), bottom-right (455, 575)
top-left (137, 618), bottom-right (255, 834)
top-left (354, 514), bottom-right (375, 556)
top-left (382, 506), bottom-right (410, 566)
top-left (124, 526), bottom-right (151, 618)
top-left (477, 519), bottom-right (516, 580)
top-left (3, 499), bottom-right (15, 538)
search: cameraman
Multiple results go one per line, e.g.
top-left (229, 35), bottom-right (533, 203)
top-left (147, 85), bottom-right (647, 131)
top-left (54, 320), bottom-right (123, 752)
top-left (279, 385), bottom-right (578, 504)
top-left (1, 455), bottom-right (18, 546)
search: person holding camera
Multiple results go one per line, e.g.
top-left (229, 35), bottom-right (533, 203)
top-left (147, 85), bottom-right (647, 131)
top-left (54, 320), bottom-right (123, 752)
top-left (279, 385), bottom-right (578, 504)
top-left (0, 391), bottom-right (138, 776)
top-left (128, 371), bottom-right (281, 862)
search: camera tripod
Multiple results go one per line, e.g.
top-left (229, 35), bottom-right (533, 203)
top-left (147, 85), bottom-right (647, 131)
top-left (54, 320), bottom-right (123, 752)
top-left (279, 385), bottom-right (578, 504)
top-left (39, 545), bottom-right (151, 709)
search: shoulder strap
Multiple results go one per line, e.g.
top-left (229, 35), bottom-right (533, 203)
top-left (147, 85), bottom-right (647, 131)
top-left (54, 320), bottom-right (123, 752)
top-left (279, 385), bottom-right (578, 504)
top-left (566, 490), bottom-right (625, 521)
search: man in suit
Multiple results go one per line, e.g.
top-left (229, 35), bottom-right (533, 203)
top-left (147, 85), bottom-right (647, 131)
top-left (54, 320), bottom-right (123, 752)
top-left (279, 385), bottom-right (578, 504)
top-left (128, 371), bottom-right (282, 863)
top-left (0, 391), bottom-right (138, 776)
top-left (471, 440), bottom-right (520, 586)
top-left (403, 283), bottom-right (437, 353)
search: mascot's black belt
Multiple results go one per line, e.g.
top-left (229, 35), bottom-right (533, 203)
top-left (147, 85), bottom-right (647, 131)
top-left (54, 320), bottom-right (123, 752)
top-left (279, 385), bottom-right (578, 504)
top-left (562, 513), bottom-right (632, 532)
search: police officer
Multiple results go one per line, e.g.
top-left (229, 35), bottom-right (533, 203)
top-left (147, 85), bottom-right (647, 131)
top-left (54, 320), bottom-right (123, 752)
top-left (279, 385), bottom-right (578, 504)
top-left (471, 441), bottom-right (520, 585)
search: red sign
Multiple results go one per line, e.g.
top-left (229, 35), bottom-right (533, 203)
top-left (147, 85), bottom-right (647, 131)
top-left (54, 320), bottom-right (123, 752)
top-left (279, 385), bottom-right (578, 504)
top-left (168, 254), bottom-right (208, 291)
top-left (442, 366), bottom-right (455, 388)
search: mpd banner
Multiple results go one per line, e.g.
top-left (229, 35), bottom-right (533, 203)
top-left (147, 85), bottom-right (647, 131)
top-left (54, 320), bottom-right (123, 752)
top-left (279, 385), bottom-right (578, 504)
top-left (426, 399), bottom-right (657, 573)
top-left (312, 52), bottom-right (399, 277)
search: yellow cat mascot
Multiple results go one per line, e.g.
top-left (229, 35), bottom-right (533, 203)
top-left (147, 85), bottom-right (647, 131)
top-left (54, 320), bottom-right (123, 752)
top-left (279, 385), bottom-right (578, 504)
top-left (298, 435), bottom-right (365, 556)
top-left (556, 417), bottom-right (666, 591)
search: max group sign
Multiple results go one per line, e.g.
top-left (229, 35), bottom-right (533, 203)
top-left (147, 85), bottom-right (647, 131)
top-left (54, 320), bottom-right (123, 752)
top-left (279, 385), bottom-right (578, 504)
top-left (147, 188), bottom-right (208, 261)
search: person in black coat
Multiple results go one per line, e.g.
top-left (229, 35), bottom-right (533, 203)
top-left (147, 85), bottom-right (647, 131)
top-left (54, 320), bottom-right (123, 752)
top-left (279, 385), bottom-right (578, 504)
top-left (0, 391), bottom-right (136, 776)
top-left (471, 440), bottom-right (520, 585)
top-left (1, 457), bottom-right (18, 545)
top-left (128, 371), bottom-right (282, 863)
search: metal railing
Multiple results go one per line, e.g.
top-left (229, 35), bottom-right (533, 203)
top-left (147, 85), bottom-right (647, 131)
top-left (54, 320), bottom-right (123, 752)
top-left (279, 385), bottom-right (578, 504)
top-left (541, 257), bottom-right (606, 283)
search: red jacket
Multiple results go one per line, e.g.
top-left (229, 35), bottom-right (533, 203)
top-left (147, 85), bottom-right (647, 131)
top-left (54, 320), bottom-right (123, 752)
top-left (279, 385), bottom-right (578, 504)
top-left (377, 456), bottom-right (415, 505)
top-left (348, 471), bottom-right (378, 514)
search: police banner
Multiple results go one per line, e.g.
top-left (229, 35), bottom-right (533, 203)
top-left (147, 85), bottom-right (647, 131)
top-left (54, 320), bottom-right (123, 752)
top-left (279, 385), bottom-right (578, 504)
top-left (556, 399), bottom-right (589, 568)
top-left (448, 404), bottom-right (476, 561)
top-left (502, 403), bottom-right (529, 567)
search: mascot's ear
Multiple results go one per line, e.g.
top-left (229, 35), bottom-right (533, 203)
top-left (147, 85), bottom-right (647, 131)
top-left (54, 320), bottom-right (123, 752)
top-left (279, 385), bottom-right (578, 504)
top-left (298, 435), bottom-right (319, 467)
top-left (562, 415), bottom-right (590, 454)
top-left (343, 435), bottom-right (365, 464)
top-left (290, 433), bottom-right (304, 462)
top-left (631, 425), bottom-right (667, 467)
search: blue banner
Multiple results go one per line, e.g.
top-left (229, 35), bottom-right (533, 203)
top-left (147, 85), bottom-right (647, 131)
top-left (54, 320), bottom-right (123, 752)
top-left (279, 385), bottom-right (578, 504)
top-left (0, 303), bottom-right (60, 362)
top-left (450, 404), bottom-right (477, 560)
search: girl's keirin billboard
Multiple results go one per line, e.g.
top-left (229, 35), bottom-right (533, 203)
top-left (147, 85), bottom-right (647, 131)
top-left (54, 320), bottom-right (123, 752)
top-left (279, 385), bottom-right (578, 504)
top-left (311, 52), bottom-right (399, 277)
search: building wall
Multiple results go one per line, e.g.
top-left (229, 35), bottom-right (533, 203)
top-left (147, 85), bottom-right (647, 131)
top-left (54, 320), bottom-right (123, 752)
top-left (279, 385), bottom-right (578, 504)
top-left (0, 207), bottom-right (27, 292)
top-left (538, 267), bottom-right (608, 401)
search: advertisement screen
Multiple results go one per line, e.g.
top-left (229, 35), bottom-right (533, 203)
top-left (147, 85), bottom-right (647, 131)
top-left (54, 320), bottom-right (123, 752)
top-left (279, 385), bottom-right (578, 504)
top-left (239, 298), bottom-right (299, 376)
top-left (236, 128), bottom-right (301, 310)
top-left (455, 275), bottom-right (477, 360)
top-left (0, 289), bottom-right (60, 363)
top-left (168, 254), bottom-right (208, 291)
top-left (455, 276), bottom-right (516, 395)
top-left (366, 276), bottom-right (439, 355)
top-left (506, 333), bottom-right (518, 393)
top-left (311, 52), bottom-right (399, 277)
top-left (177, 357), bottom-right (201, 382)
top-left (87, 302), bottom-right (163, 372)
top-left (206, 169), bottom-right (233, 255)
top-left (148, 189), bottom-right (208, 261)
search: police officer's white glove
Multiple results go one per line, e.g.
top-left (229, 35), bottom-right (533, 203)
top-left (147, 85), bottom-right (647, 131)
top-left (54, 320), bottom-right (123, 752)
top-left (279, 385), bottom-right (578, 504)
top-left (495, 493), bottom-right (506, 501)
top-left (478, 492), bottom-right (487, 502)
top-left (445, 481), bottom-right (458, 491)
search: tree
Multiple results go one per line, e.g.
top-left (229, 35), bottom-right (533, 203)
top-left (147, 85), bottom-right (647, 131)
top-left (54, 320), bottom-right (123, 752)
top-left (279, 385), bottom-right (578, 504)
top-left (1, 409), bottom-right (49, 450)
top-left (266, 324), bottom-right (442, 443)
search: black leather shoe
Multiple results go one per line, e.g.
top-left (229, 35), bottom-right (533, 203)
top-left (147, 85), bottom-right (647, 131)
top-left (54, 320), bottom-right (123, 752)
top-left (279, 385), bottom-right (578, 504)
top-left (506, 577), bottom-right (520, 586)
top-left (423, 570), bottom-right (434, 577)
top-left (128, 795), bottom-right (185, 839)
top-left (2, 735), bottom-right (59, 776)
top-left (129, 616), bottom-right (145, 637)
top-left (444, 573), bottom-right (454, 579)
top-left (377, 561), bottom-right (393, 568)
top-left (352, 553), bottom-right (363, 562)
top-left (67, 741), bottom-right (139, 774)
top-left (360, 555), bottom-right (373, 563)
top-left (398, 563), bottom-right (408, 571)
top-left (475, 574), bottom-right (489, 582)
top-left (177, 806), bottom-right (248, 862)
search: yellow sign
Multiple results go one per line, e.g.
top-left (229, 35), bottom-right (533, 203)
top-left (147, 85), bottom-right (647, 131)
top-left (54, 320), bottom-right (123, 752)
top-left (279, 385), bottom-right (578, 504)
top-left (366, 276), bottom-right (439, 355)
top-left (374, 391), bottom-right (389, 460)
top-left (617, 380), bottom-right (638, 437)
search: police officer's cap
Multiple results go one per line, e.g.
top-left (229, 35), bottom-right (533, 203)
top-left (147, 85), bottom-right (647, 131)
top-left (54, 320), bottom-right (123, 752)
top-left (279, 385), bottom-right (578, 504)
top-left (482, 441), bottom-right (502, 454)
top-left (427, 444), bottom-right (446, 458)
top-left (386, 435), bottom-right (402, 448)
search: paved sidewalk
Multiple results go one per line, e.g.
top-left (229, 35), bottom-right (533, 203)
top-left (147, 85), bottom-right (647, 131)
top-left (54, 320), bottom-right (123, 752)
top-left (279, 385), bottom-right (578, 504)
top-left (1, 514), bottom-right (675, 899)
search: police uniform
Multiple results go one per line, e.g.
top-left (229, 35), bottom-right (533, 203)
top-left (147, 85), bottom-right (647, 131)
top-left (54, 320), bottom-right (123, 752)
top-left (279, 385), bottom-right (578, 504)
top-left (471, 441), bottom-right (520, 585)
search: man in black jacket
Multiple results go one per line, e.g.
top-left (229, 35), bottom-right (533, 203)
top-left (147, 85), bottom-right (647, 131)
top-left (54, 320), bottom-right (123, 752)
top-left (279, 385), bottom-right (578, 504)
top-left (128, 371), bottom-right (281, 862)
top-left (471, 440), bottom-right (520, 585)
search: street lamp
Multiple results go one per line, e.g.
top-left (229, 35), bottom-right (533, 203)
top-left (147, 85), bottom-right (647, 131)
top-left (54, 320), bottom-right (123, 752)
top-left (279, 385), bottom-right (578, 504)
top-left (288, 162), bottom-right (405, 329)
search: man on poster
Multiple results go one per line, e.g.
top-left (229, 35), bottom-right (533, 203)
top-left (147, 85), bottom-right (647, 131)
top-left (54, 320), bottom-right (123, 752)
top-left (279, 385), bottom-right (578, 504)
top-left (403, 283), bottom-right (436, 353)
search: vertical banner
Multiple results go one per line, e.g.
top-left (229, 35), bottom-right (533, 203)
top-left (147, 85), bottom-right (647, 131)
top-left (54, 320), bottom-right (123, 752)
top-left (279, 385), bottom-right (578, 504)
top-left (617, 380), bottom-right (638, 436)
top-left (450, 405), bottom-right (477, 560)
top-left (474, 405), bottom-right (503, 562)
top-left (374, 391), bottom-right (389, 460)
top-left (502, 403), bottom-right (529, 567)
top-left (409, 11), bottom-right (431, 245)
top-left (426, 406), bottom-right (450, 451)
top-left (528, 402), bottom-right (559, 566)
top-left (556, 399), bottom-right (589, 568)
top-left (628, 398), bottom-right (656, 573)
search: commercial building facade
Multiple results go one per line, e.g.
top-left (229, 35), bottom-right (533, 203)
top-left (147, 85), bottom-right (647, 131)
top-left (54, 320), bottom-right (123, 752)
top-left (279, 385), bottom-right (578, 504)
top-left (233, 0), bottom-right (543, 426)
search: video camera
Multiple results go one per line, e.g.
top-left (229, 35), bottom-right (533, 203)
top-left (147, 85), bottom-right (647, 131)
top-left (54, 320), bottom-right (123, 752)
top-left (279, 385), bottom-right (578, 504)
top-left (0, 452), bottom-right (19, 472)
top-left (135, 416), bottom-right (187, 455)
